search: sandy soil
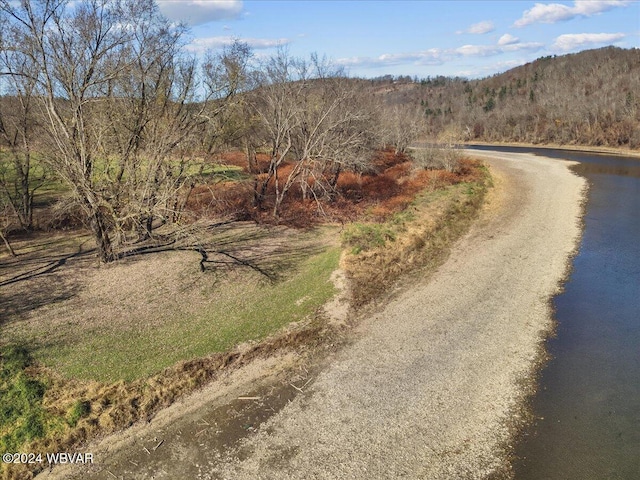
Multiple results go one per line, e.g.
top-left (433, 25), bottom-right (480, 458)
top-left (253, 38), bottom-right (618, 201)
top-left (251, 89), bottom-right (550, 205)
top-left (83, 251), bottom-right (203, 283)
top-left (37, 151), bottom-right (586, 480)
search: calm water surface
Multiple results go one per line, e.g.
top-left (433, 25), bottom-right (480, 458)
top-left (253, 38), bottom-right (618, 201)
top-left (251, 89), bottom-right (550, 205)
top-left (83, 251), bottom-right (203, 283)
top-left (468, 146), bottom-right (640, 480)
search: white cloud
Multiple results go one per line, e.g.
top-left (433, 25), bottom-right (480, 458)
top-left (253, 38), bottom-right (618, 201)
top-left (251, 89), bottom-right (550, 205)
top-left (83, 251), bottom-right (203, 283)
top-left (514, 0), bottom-right (632, 27)
top-left (502, 41), bottom-right (545, 53)
top-left (498, 33), bottom-right (520, 46)
top-left (467, 21), bottom-right (496, 34)
top-left (515, 2), bottom-right (573, 26)
top-left (552, 32), bottom-right (626, 50)
top-left (337, 49), bottom-right (445, 68)
top-left (456, 40), bottom-right (543, 57)
top-left (572, 0), bottom-right (631, 15)
top-left (379, 50), bottom-right (443, 65)
top-left (186, 35), bottom-right (290, 53)
top-left (157, 0), bottom-right (243, 26)
top-left (337, 37), bottom-right (543, 70)
top-left (456, 44), bottom-right (495, 56)
top-left (456, 60), bottom-right (525, 78)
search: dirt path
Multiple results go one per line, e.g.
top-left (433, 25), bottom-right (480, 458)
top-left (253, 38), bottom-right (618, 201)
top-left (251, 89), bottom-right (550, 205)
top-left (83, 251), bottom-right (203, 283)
top-left (38, 152), bottom-right (586, 480)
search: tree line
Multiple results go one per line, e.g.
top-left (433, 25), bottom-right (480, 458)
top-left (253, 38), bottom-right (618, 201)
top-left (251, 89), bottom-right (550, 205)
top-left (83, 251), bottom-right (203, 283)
top-left (382, 46), bottom-right (640, 148)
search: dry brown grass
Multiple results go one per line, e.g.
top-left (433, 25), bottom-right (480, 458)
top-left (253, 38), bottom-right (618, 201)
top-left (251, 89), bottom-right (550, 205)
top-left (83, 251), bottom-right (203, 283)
top-left (2, 222), bottom-right (336, 377)
top-left (343, 166), bottom-right (490, 307)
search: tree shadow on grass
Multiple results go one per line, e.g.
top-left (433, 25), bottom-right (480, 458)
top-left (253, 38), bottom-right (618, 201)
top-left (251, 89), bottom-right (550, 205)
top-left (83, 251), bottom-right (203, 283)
top-left (0, 221), bottom-right (327, 329)
top-left (118, 221), bottom-right (326, 283)
top-left (0, 241), bottom-right (93, 327)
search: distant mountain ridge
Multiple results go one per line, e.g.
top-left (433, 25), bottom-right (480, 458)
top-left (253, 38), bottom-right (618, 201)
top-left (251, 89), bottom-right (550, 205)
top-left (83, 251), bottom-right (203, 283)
top-left (370, 47), bottom-right (640, 149)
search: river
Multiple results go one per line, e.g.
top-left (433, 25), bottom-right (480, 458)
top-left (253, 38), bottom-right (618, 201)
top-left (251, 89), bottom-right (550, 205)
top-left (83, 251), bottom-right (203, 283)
top-left (468, 145), bottom-right (640, 479)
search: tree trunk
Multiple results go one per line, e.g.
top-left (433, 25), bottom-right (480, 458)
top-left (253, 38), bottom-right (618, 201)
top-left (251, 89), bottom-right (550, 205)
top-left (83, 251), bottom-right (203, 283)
top-left (272, 161), bottom-right (303, 218)
top-left (89, 209), bottom-right (115, 263)
top-left (272, 166), bottom-right (280, 218)
top-left (252, 177), bottom-right (261, 207)
top-left (253, 158), bottom-right (277, 208)
top-left (0, 230), bottom-right (16, 257)
top-left (136, 216), bottom-right (153, 242)
top-left (272, 193), bottom-right (283, 219)
top-left (245, 144), bottom-right (257, 174)
top-left (329, 164), bottom-right (342, 190)
top-left (21, 175), bottom-right (31, 229)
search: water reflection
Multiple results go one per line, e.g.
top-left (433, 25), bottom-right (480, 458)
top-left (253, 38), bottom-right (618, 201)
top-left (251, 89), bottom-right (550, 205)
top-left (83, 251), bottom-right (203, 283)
top-left (571, 162), bottom-right (640, 178)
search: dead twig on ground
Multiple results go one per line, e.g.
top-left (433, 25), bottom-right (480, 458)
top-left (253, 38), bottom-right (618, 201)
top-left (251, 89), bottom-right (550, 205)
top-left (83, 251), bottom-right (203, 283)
top-left (290, 378), bottom-right (312, 393)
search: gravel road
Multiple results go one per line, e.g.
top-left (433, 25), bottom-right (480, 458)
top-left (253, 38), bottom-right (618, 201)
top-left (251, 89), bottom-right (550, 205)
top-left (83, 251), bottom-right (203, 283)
top-left (38, 151), bottom-right (586, 480)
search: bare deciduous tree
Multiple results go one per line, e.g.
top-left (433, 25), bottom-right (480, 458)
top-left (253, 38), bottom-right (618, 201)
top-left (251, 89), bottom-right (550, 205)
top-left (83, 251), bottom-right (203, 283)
top-left (0, 196), bottom-right (17, 256)
top-left (250, 50), bottom-right (376, 217)
top-left (1, 0), bottom-right (142, 261)
top-left (199, 41), bottom-right (254, 163)
top-left (380, 103), bottom-right (426, 155)
top-left (0, 44), bottom-right (47, 230)
top-left (0, 0), bottom-right (248, 261)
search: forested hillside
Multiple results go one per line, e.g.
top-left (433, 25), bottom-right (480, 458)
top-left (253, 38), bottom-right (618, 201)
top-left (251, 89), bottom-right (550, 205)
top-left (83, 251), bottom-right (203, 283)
top-left (372, 47), bottom-right (640, 149)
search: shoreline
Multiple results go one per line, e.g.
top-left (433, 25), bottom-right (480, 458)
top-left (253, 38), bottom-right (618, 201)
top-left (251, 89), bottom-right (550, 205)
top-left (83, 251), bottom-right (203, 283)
top-left (465, 150), bottom-right (588, 478)
top-left (464, 141), bottom-right (640, 159)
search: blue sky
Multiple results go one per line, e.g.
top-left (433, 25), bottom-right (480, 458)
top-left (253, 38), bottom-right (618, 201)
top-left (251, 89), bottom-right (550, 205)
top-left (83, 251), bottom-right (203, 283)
top-left (157, 0), bottom-right (640, 78)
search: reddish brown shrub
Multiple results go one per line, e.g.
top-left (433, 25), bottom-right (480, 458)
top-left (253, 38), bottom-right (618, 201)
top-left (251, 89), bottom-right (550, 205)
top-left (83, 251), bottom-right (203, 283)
top-left (383, 161), bottom-right (412, 180)
top-left (415, 169), bottom-right (433, 182)
top-left (215, 151), bottom-right (273, 174)
top-left (371, 149), bottom-right (410, 171)
top-left (186, 182), bottom-right (253, 220)
top-left (385, 194), bottom-right (413, 211)
top-left (336, 171), bottom-right (363, 200)
top-left (370, 194), bottom-right (413, 220)
top-left (455, 158), bottom-right (484, 182)
top-left (180, 150), bottom-right (485, 229)
top-left (323, 197), bottom-right (367, 223)
top-left (362, 173), bottom-right (400, 200)
top-left (435, 171), bottom-right (459, 186)
top-left (274, 163), bottom-right (296, 183)
top-left (369, 203), bottom-right (394, 219)
top-left (218, 150), bottom-right (247, 168)
top-left (336, 171), bottom-right (361, 189)
top-left (185, 184), bottom-right (215, 214)
top-left (254, 153), bottom-right (272, 173)
top-left (252, 163), bottom-right (297, 196)
top-left (274, 199), bottom-right (319, 228)
top-left (407, 170), bottom-right (433, 191)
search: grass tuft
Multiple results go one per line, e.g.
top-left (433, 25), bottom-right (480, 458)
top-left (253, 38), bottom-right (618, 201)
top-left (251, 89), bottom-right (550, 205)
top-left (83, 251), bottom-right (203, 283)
top-left (65, 400), bottom-right (91, 427)
top-left (0, 345), bottom-right (57, 455)
top-left (342, 223), bottom-right (396, 253)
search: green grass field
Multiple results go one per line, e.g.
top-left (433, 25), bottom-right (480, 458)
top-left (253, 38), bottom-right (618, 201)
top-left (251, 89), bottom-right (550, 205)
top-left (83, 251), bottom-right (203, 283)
top-left (44, 246), bottom-right (339, 381)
